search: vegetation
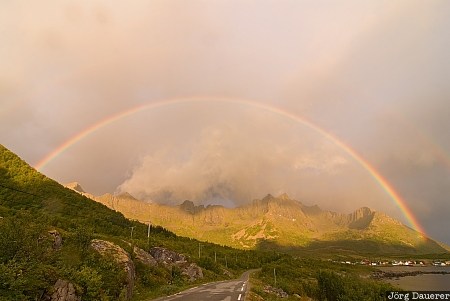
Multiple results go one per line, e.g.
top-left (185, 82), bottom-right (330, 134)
top-left (248, 256), bottom-right (395, 301)
top-left (0, 144), bottom-right (404, 300)
top-left (0, 145), bottom-right (259, 300)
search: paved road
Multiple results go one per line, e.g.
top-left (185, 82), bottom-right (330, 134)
top-left (151, 270), bottom-right (256, 301)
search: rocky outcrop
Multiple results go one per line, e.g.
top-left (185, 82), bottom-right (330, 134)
top-left (182, 263), bottom-right (204, 281)
top-left (149, 247), bottom-right (203, 281)
top-left (64, 182), bottom-right (86, 193)
top-left (91, 239), bottom-right (135, 300)
top-left (134, 246), bottom-right (157, 266)
top-left (179, 200), bottom-right (204, 214)
top-left (48, 279), bottom-right (80, 301)
top-left (348, 207), bottom-right (375, 229)
top-left (264, 285), bottom-right (288, 298)
top-left (371, 269), bottom-right (450, 280)
top-left (348, 207), bottom-right (373, 222)
top-left (48, 230), bottom-right (62, 250)
top-left (64, 182), bottom-right (95, 199)
top-left (150, 247), bottom-right (187, 265)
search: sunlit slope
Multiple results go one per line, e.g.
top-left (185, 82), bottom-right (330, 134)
top-left (0, 144), bottom-right (131, 235)
top-left (0, 144), bottom-right (270, 301)
top-left (92, 190), bottom-right (449, 255)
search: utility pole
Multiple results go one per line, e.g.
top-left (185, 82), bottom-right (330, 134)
top-left (198, 243), bottom-right (202, 259)
top-left (274, 268), bottom-right (277, 287)
top-left (215, 251), bottom-right (217, 263)
top-left (130, 226), bottom-right (135, 241)
top-left (147, 221), bottom-right (151, 245)
top-left (225, 255), bottom-right (228, 268)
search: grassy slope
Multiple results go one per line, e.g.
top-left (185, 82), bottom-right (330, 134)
top-left (0, 144), bottom-right (265, 300)
top-left (1, 144), bottom-right (445, 300)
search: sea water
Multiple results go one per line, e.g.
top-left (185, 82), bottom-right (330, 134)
top-left (378, 266), bottom-right (450, 291)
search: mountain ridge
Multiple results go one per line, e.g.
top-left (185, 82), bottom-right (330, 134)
top-left (69, 184), bottom-right (448, 255)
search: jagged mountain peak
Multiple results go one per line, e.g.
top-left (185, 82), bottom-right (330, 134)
top-left (347, 207), bottom-right (375, 230)
top-left (64, 182), bottom-right (86, 193)
top-left (179, 200), bottom-right (205, 214)
top-left (256, 193), bottom-right (302, 206)
top-left (349, 207), bottom-right (374, 220)
top-left (353, 206), bottom-right (374, 214)
top-left (63, 182), bottom-right (96, 199)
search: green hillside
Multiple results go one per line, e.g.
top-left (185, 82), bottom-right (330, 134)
top-left (0, 144), bottom-right (131, 236)
top-left (0, 144), bottom-right (435, 300)
top-left (0, 144), bottom-right (268, 300)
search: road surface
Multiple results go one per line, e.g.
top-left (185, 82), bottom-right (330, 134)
top-left (151, 270), bottom-right (255, 301)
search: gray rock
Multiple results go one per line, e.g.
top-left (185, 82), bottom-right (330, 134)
top-left (134, 246), bottom-right (157, 266)
top-left (263, 285), bottom-right (288, 298)
top-left (182, 262), bottom-right (204, 282)
top-left (150, 247), bottom-right (187, 265)
top-left (48, 230), bottom-right (62, 250)
top-left (49, 279), bottom-right (80, 301)
top-left (91, 239), bottom-right (135, 300)
top-left (149, 247), bottom-right (203, 282)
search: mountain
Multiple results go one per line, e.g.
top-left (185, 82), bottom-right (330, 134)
top-left (91, 191), bottom-right (448, 255)
top-left (64, 181), bottom-right (86, 193)
top-left (3, 144), bottom-right (438, 301)
top-left (0, 144), bottom-right (264, 301)
top-left (64, 181), bottom-right (96, 199)
top-left (1, 144), bottom-right (443, 300)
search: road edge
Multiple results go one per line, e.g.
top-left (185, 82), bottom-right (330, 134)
top-left (243, 269), bottom-right (261, 301)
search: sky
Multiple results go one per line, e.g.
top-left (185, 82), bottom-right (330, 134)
top-left (1, 0), bottom-right (450, 243)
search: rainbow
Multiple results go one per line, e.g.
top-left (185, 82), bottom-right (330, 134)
top-left (34, 96), bottom-right (426, 235)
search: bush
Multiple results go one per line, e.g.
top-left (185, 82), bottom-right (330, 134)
top-left (317, 270), bottom-right (390, 301)
top-left (198, 257), bottom-right (221, 274)
top-left (73, 266), bottom-right (107, 301)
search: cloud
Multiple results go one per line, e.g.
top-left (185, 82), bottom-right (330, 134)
top-left (117, 107), bottom-right (388, 213)
top-left (1, 0), bottom-right (450, 242)
top-left (117, 121), bottom-right (345, 206)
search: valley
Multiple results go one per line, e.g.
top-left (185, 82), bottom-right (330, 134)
top-left (1, 144), bottom-right (448, 301)
top-left (3, 2), bottom-right (449, 299)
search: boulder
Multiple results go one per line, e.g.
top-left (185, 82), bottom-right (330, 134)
top-left (263, 285), bottom-right (288, 298)
top-left (134, 246), bottom-right (157, 266)
top-left (91, 239), bottom-right (135, 300)
top-left (149, 247), bottom-right (187, 265)
top-left (181, 262), bottom-right (203, 282)
top-left (149, 246), bottom-right (203, 282)
top-left (48, 230), bottom-right (62, 250)
top-left (49, 279), bottom-right (80, 301)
